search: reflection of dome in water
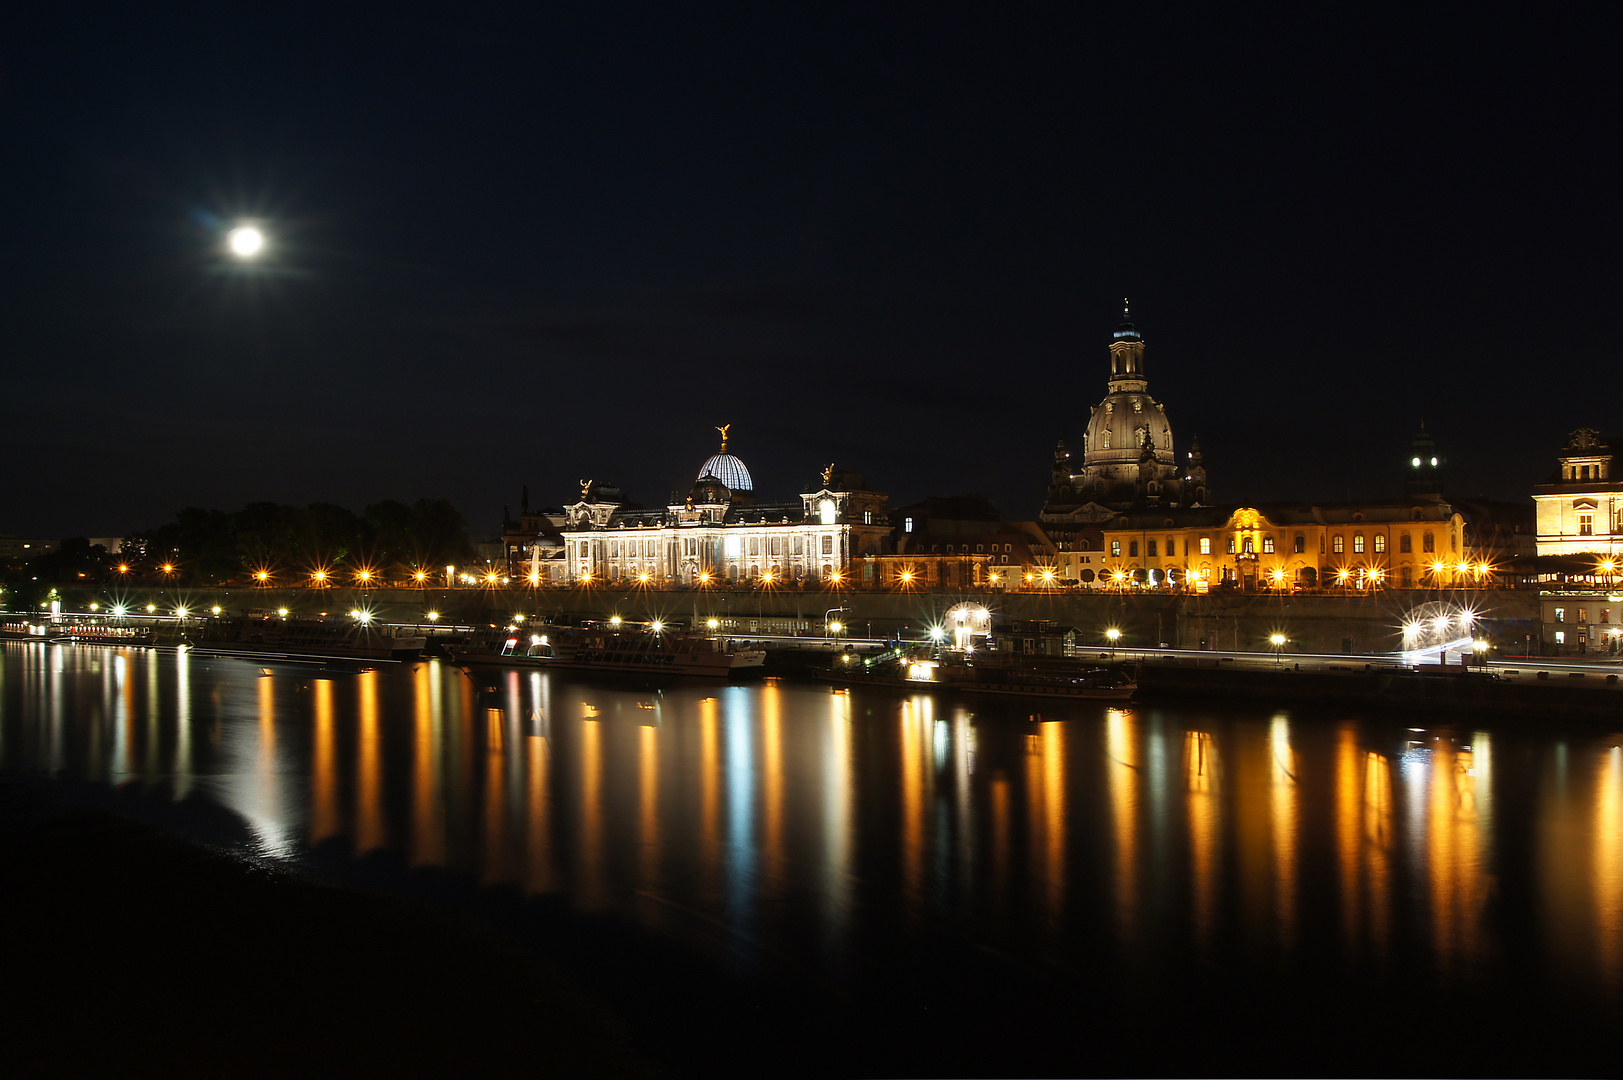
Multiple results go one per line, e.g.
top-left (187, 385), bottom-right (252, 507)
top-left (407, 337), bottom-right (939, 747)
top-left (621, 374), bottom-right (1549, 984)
top-left (698, 453), bottom-right (753, 492)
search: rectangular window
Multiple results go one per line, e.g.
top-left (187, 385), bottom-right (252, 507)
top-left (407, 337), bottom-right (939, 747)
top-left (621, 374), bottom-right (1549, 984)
top-left (1578, 607), bottom-right (1589, 623)
top-left (1166, 537), bottom-right (1175, 557)
top-left (1423, 532), bottom-right (1435, 552)
top-left (864, 510), bottom-right (873, 525)
top-left (1199, 538), bottom-right (1211, 555)
top-left (1263, 537), bottom-right (1275, 554)
top-left (1226, 537), bottom-right (1236, 554)
top-left (749, 538), bottom-right (759, 556)
top-left (1147, 539), bottom-right (1158, 557)
top-left (793, 536), bottom-right (804, 555)
top-left (1293, 534), bottom-right (1305, 554)
top-left (1129, 540), bottom-right (1139, 557)
top-left (1332, 535), bottom-right (1344, 554)
top-left (1579, 512), bottom-right (1594, 536)
top-left (1353, 535), bottom-right (1365, 554)
top-left (1555, 608), bottom-right (1565, 623)
top-left (821, 536), bottom-right (834, 555)
top-left (904, 517), bottom-right (913, 533)
top-left (1401, 534), bottom-right (1412, 553)
top-left (1111, 541), bottom-right (1121, 557)
top-left (770, 537), bottom-right (782, 556)
top-left (1374, 535), bottom-right (1387, 553)
top-left (1556, 631), bottom-right (1566, 645)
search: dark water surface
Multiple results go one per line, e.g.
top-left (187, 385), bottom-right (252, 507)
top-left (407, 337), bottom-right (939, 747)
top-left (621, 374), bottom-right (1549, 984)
top-left (3, 642), bottom-right (1619, 1075)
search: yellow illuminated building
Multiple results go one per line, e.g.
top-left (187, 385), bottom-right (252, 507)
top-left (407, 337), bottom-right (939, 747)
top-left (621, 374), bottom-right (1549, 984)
top-left (1090, 501), bottom-right (1468, 591)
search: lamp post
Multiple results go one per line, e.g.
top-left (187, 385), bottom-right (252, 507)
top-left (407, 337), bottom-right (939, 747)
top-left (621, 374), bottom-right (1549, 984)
top-left (1270, 632), bottom-right (1286, 665)
top-left (1106, 627), bottom-right (1121, 658)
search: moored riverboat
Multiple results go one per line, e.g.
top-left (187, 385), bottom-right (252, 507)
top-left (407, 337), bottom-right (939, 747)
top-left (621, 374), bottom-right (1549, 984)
top-left (823, 648), bottom-right (1136, 700)
top-left (185, 616), bottom-right (426, 666)
top-left (451, 623), bottom-right (765, 678)
top-left (53, 621), bottom-right (158, 647)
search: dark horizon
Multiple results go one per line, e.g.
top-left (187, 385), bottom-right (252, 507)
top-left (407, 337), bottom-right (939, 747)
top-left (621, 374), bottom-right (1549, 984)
top-left (5, 8), bottom-right (1613, 538)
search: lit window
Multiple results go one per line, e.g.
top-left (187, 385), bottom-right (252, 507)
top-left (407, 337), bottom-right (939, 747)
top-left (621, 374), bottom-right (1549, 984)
top-left (905, 517), bottom-right (913, 533)
top-left (1199, 538), bottom-right (1211, 555)
top-left (1374, 535), bottom-right (1386, 553)
top-left (1111, 541), bottom-right (1121, 557)
top-left (1579, 512), bottom-right (1594, 536)
top-left (1333, 536), bottom-right (1345, 554)
top-left (1555, 608), bottom-right (1565, 623)
top-left (1353, 534), bottom-right (1365, 554)
top-left (1555, 631), bottom-right (1565, 645)
top-left (1262, 537), bottom-right (1274, 554)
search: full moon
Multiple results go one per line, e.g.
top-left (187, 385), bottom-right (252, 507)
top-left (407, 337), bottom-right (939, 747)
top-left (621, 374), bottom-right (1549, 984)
top-left (228, 226), bottom-right (264, 257)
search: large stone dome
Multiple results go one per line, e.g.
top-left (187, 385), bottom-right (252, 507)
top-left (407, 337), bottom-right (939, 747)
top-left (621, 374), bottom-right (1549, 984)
top-left (698, 452), bottom-right (753, 492)
top-left (1083, 391), bottom-right (1175, 469)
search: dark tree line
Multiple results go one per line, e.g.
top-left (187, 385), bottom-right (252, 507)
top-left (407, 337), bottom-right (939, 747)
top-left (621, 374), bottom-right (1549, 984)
top-left (9, 500), bottom-right (476, 591)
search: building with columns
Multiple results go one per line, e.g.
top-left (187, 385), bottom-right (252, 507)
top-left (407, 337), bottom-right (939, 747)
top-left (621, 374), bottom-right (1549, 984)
top-left (557, 430), bottom-right (892, 585)
top-left (1533, 428), bottom-right (1623, 559)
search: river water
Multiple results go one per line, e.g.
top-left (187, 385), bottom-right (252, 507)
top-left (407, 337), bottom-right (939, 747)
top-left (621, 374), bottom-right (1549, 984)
top-left (3, 641), bottom-right (1619, 1074)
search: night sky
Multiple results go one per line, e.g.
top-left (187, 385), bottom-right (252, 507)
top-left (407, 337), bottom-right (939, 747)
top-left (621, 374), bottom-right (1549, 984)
top-left (5, 7), bottom-right (1616, 540)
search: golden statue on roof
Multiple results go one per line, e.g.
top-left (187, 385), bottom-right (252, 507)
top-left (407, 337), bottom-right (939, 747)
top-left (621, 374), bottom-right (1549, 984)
top-left (716, 423), bottom-right (731, 452)
top-left (579, 479), bottom-right (592, 500)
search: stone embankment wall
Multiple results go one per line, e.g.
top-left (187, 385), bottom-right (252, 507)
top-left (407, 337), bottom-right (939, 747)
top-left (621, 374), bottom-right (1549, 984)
top-left (48, 585), bottom-right (1541, 657)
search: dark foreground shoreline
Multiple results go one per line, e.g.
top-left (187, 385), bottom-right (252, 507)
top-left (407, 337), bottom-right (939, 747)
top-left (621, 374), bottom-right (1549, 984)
top-left (0, 774), bottom-right (658, 1079)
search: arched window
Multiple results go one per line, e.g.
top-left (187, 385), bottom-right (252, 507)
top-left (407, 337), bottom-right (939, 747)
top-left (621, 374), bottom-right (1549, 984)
top-left (1294, 534), bottom-right (1305, 553)
top-left (1400, 533), bottom-right (1413, 553)
top-left (1166, 537), bottom-right (1176, 556)
top-left (1353, 534), bottom-right (1365, 554)
top-left (1333, 535), bottom-right (1345, 554)
top-left (1242, 537), bottom-right (1254, 554)
top-left (1147, 539), bottom-right (1158, 557)
top-left (1374, 535), bottom-right (1386, 553)
top-left (1423, 532), bottom-right (1435, 552)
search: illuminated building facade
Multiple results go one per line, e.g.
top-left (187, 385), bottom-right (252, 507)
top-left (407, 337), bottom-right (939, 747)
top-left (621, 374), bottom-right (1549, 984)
top-left (559, 433), bottom-right (891, 584)
top-left (1041, 303), bottom-right (1210, 549)
top-left (1089, 502), bottom-right (1469, 591)
top-left (1532, 428), bottom-right (1623, 558)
